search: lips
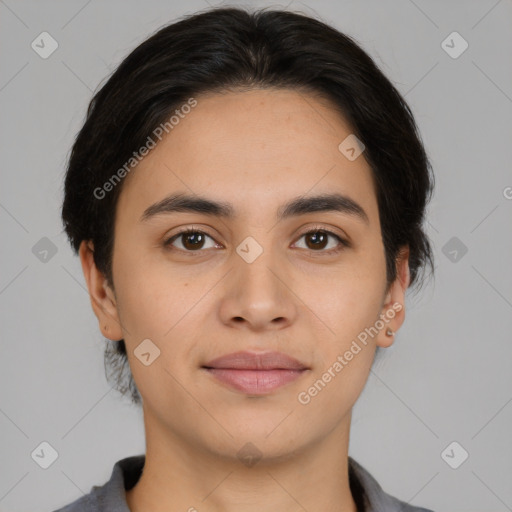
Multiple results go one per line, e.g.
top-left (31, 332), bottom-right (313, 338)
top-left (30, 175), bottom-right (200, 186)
top-left (202, 350), bottom-right (308, 371)
top-left (201, 351), bottom-right (309, 395)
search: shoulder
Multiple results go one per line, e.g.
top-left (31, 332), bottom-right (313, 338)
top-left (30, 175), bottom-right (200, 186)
top-left (50, 454), bottom-right (145, 512)
top-left (50, 486), bottom-right (102, 512)
top-left (349, 457), bottom-right (436, 512)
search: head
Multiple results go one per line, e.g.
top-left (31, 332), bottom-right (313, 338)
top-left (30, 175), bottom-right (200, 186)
top-left (61, 6), bottom-right (434, 460)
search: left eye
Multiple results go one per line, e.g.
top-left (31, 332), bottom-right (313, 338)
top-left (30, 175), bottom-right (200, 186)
top-left (293, 229), bottom-right (348, 253)
top-left (164, 228), bottom-right (348, 253)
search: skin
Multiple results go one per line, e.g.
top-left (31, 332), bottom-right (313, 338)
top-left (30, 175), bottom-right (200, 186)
top-left (79, 88), bottom-right (410, 512)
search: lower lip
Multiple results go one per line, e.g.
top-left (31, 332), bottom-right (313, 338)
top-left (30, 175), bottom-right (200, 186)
top-left (203, 368), bottom-right (307, 394)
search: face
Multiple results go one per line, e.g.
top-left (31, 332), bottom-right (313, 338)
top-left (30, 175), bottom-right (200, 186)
top-left (80, 88), bottom-right (409, 463)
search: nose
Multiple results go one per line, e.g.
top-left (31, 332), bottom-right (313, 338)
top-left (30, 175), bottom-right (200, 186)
top-left (218, 244), bottom-right (298, 332)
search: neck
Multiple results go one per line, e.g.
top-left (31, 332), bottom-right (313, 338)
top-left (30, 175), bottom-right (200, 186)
top-left (126, 407), bottom-right (358, 512)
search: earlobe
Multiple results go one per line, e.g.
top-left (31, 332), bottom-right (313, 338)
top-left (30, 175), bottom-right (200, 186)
top-left (78, 240), bottom-right (124, 341)
top-left (376, 322), bottom-right (397, 348)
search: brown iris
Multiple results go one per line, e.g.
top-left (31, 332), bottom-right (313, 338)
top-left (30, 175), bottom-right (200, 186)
top-left (304, 231), bottom-right (329, 250)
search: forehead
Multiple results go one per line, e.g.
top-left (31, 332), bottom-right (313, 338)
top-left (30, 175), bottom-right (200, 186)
top-left (117, 88), bottom-right (378, 226)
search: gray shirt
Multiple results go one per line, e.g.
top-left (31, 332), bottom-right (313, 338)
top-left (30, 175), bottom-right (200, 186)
top-left (51, 455), bottom-right (434, 512)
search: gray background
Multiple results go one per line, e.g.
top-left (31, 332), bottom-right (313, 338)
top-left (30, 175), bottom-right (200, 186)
top-left (1, 0), bottom-right (511, 511)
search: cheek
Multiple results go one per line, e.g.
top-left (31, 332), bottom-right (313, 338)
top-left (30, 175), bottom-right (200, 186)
top-left (112, 244), bottom-right (203, 334)
top-left (115, 263), bottom-right (207, 405)
top-left (298, 261), bottom-right (384, 334)
top-left (117, 274), bottom-right (207, 344)
top-left (113, 255), bottom-right (213, 388)
top-left (295, 273), bottom-right (381, 415)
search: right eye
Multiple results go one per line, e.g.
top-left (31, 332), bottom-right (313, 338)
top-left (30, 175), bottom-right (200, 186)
top-left (163, 228), bottom-right (221, 252)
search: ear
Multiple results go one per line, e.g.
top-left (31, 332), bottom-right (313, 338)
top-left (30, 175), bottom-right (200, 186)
top-left (376, 245), bottom-right (411, 348)
top-left (78, 240), bottom-right (124, 341)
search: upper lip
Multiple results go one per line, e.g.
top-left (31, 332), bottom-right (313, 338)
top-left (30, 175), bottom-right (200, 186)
top-left (202, 351), bottom-right (308, 370)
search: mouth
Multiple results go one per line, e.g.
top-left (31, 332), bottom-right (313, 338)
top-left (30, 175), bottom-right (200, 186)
top-left (201, 351), bottom-right (309, 395)
top-left (201, 368), bottom-right (308, 394)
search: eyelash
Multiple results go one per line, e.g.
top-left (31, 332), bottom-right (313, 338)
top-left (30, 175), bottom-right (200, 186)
top-left (163, 225), bottom-right (350, 255)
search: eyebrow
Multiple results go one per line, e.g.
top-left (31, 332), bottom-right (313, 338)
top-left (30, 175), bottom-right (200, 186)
top-left (140, 192), bottom-right (369, 225)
